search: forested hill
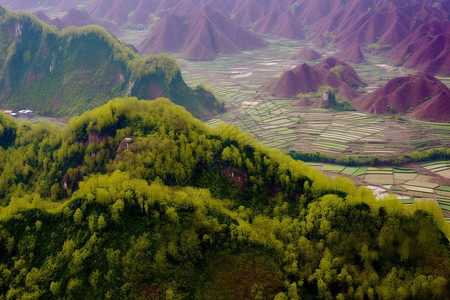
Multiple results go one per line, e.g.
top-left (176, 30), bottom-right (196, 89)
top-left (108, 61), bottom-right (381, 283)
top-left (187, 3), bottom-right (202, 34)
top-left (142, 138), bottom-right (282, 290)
top-left (0, 98), bottom-right (449, 299)
top-left (0, 6), bottom-right (222, 117)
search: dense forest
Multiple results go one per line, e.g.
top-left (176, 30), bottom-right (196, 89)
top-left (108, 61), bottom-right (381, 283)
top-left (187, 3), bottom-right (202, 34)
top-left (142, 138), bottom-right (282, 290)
top-left (0, 6), bottom-right (222, 117)
top-left (0, 98), bottom-right (449, 299)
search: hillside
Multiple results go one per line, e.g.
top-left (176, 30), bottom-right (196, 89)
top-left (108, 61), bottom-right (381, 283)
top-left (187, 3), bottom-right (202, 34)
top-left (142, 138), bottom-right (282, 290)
top-left (88, 0), bottom-right (176, 26)
top-left (0, 0), bottom-right (86, 10)
top-left (388, 21), bottom-right (450, 76)
top-left (338, 44), bottom-right (365, 63)
top-left (138, 4), bottom-right (267, 61)
top-left (0, 6), bottom-right (222, 117)
top-left (310, 0), bottom-right (448, 48)
top-left (252, 10), bottom-right (304, 39)
top-left (0, 97), bottom-right (449, 299)
top-left (269, 57), bottom-right (366, 100)
top-left (297, 48), bottom-right (322, 60)
top-left (34, 9), bottom-right (120, 35)
top-left (353, 73), bottom-right (450, 122)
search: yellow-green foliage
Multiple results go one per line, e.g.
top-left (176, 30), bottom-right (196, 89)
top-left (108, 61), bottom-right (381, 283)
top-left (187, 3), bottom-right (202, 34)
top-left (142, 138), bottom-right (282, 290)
top-left (0, 98), bottom-right (448, 299)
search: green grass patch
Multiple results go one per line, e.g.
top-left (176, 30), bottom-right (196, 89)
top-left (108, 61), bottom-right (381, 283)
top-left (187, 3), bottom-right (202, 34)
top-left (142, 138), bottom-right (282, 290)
top-left (436, 186), bottom-right (450, 192)
top-left (401, 185), bottom-right (434, 193)
top-left (352, 168), bottom-right (367, 177)
top-left (341, 167), bottom-right (359, 175)
top-left (311, 142), bottom-right (349, 151)
top-left (393, 168), bottom-right (418, 173)
top-left (438, 203), bottom-right (450, 212)
top-left (421, 161), bottom-right (449, 167)
top-left (390, 185), bottom-right (405, 191)
top-left (322, 164), bottom-right (346, 173)
top-left (400, 198), bottom-right (414, 205)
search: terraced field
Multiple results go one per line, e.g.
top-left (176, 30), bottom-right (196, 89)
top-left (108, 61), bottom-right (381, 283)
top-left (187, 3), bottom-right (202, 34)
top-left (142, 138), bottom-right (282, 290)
top-left (179, 40), bottom-right (450, 156)
top-left (307, 161), bottom-right (450, 218)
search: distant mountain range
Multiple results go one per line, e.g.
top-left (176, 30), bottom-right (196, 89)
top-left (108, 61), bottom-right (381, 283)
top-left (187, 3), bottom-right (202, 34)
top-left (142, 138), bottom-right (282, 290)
top-left (0, 6), bottom-right (222, 117)
top-left (3, 0), bottom-right (449, 72)
top-left (34, 9), bottom-right (120, 35)
top-left (138, 4), bottom-right (267, 60)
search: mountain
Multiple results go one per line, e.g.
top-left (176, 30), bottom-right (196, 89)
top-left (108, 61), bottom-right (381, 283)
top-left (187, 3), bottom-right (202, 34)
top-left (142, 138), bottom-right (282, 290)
top-left (88, 0), bottom-right (140, 26)
top-left (292, 0), bottom-right (349, 25)
top-left (138, 4), bottom-right (268, 61)
top-left (338, 44), bottom-right (365, 63)
top-left (269, 57), bottom-right (366, 99)
top-left (310, 0), bottom-right (448, 48)
top-left (88, 0), bottom-right (177, 26)
top-left (388, 21), bottom-right (450, 76)
top-left (252, 10), bottom-right (304, 39)
top-left (0, 6), bottom-right (222, 117)
top-left (297, 48), bottom-right (322, 61)
top-left (34, 9), bottom-right (121, 35)
top-left (0, 0), bottom-right (86, 10)
top-left (0, 97), bottom-right (448, 299)
top-left (353, 73), bottom-right (450, 122)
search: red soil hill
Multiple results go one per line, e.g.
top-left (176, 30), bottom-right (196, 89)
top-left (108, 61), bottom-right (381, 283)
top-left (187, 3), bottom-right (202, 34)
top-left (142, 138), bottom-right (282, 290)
top-left (269, 57), bottom-right (366, 99)
top-left (311, 0), bottom-right (447, 48)
top-left (89, 0), bottom-right (139, 25)
top-left (230, 0), bottom-right (275, 27)
top-left (338, 44), bottom-right (365, 63)
top-left (138, 4), bottom-right (267, 61)
top-left (297, 48), bottom-right (322, 61)
top-left (388, 21), bottom-right (450, 76)
top-left (127, 0), bottom-right (165, 26)
top-left (353, 73), bottom-right (450, 122)
top-left (253, 9), bottom-right (304, 39)
top-left (292, 0), bottom-right (349, 25)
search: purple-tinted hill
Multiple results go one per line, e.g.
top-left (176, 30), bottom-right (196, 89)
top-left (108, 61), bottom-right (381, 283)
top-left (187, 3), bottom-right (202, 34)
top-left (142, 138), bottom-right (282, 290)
top-left (138, 4), bottom-right (267, 61)
top-left (353, 73), bottom-right (450, 122)
top-left (388, 21), bottom-right (450, 76)
top-left (269, 57), bottom-right (366, 99)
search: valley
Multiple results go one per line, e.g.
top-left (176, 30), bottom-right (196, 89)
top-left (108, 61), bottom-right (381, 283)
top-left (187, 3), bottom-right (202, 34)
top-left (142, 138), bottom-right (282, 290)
top-left (176, 39), bottom-right (450, 218)
top-left (0, 1), bottom-right (449, 299)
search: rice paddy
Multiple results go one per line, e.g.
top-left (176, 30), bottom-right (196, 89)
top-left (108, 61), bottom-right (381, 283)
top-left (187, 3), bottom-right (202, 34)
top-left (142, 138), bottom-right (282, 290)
top-left (306, 162), bottom-right (450, 219)
top-left (421, 161), bottom-right (450, 179)
top-left (177, 39), bottom-right (450, 156)
top-left (176, 39), bottom-right (450, 221)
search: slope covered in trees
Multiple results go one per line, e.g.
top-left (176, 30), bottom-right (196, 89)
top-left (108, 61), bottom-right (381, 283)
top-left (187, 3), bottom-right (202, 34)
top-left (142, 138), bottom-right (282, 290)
top-left (0, 6), bottom-right (222, 117)
top-left (0, 97), bottom-right (449, 299)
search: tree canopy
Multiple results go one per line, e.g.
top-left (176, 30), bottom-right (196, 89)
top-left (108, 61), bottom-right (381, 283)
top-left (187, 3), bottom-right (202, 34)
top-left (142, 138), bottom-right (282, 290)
top-left (0, 98), bottom-right (448, 299)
